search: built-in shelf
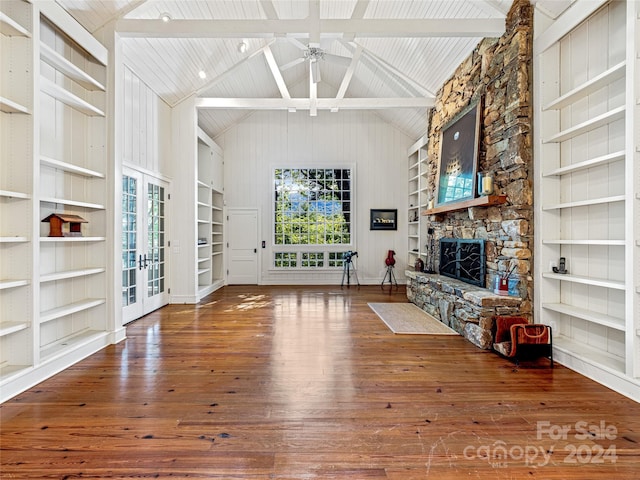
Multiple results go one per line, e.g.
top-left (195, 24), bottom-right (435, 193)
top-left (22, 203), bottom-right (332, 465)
top-left (0, 12), bottom-right (30, 37)
top-left (197, 257), bottom-right (209, 264)
top-left (40, 196), bottom-right (105, 210)
top-left (40, 330), bottom-right (108, 363)
top-left (543, 62), bottom-right (626, 111)
top-left (0, 237), bottom-right (29, 243)
top-left (40, 156), bottom-right (104, 178)
top-left (542, 195), bottom-right (625, 211)
top-left (211, 206), bottom-right (223, 212)
top-left (197, 180), bottom-right (208, 188)
top-left (0, 364), bottom-right (31, 381)
top-left (197, 219), bottom-right (208, 224)
top-left (198, 268), bottom-right (210, 275)
top-left (197, 201), bottom-right (210, 208)
top-left (542, 239), bottom-right (625, 246)
top-left (543, 303), bottom-right (625, 331)
top-left (0, 321), bottom-right (29, 337)
top-left (542, 272), bottom-right (625, 290)
top-left (0, 279), bottom-right (29, 290)
top-left (40, 236), bottom-right (105, 243)
top-left (40, 77), bottom-right (105, 117)
top-left (554, 335), bottom-right (625, 374)
top-left (422, 195), bottom-right (507, 216)
top-left (197, 243), bottom-right (209, 248)
top-left (543, 106), bottom-right (626, 143)
top-left (40, 267), bottom-right (104, 283)
top-left (40, 43), bottom-right (105, 91)
top-left (40, 298), bottom-right (105, 324)
top-left (543, 151), bottom-right (625, 177)
top-left (212, 252), bottom-right (223, 257)
top-left (0, 96), bottom-right (30, 114)
top-left (0, 189), bottom-right (30, 199)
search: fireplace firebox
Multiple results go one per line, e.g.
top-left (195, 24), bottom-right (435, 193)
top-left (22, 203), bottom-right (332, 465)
top-left (439, 239), bottom-right (485, 287)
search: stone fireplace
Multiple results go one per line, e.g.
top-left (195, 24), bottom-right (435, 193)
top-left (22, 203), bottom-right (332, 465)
top-left (405, 0), bottom-right (533, 349)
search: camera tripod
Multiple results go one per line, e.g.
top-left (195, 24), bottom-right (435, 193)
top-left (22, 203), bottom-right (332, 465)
top-left (341, 256), bottom-right (360, 288)
top-left (381, 264), bottom-right (398, 290)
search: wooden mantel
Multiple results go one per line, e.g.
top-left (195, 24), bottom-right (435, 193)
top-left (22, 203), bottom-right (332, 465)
top-left (422, 194), bottom-right (507, 217)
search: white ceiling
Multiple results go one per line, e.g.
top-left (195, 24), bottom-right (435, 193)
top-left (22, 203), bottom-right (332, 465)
top-left (53, 0), bottom-right (536, 141)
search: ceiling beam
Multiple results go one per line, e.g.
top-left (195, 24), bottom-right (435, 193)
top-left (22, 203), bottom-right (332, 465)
top-left (195, 97), bottom-right (434, 111)
top-left (115, 18), bottom-right (505, 39)
top-left (332, 45), bottom-right (364, 112)
top-left (260, 1), bottom-right (279, 20)
top-left (263, 45), bottom-right (291, 100)
top-left (341, 40), bottom-right (435, 99)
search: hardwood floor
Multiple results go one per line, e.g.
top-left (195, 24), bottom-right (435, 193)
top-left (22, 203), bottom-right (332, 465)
top-left (2, 285), bottom-right (639, 479)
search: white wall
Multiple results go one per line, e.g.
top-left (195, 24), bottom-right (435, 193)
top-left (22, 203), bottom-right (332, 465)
top-left (122, 66), bottom-right (171, 176)
top-left (216, 108), bottom-right (413, 285)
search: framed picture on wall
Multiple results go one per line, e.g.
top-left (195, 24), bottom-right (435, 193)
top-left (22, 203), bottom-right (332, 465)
top-left (370, 209), bottom-right (397, 230)
top-left (435, 99), bottom-right (482, 206)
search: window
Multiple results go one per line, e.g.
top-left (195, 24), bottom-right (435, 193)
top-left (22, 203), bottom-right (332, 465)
top-left (274, 168), bottom-right (352, 246)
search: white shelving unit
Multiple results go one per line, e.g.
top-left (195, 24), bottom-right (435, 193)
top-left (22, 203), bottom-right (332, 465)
top-left (0, 2), bottom-right (118, 402)
top-left (407, 136), bottom-right (428, 267)
top-left (0, 0), bottom-right (34, 390)
top-left (534, 0), bottom-right (639, 400)
top-left (195, 128), bottom-right (224, 301)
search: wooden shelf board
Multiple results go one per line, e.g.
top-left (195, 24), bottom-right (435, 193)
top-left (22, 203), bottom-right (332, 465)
top-left (543, 106), bottom-right (625, 144)
top-left (553, 335), bottom-right (625, 374)
top-left (542, 195), bottom-right (625, 211)
top-left (197, 201), bottom-right (210, 208)
top-left (197, 257), bottom-right (209, 264)
top-left (198, 268), bottom-right (211, 275)
top-left (40, 267), bottom-right (105, 283)
top-left (0, 321), bottom-right (29, 337)
top-left (0, 96), bottom-right (30, 114)
top-left (40, 196), bottom-right (105, 210)
top-left (197, 243), bottom-right (210, 248)
top-left (422, 195), bottom-right (507, 216)
top-left (40, 43), bottom-right (105, 91)
top-left (212, 252), bottom-right (223, 257)
top-left (211, 206), bottom-right (223, 211)
top-left (0, 189), bottom-right (30, 199)
top-left (0, 12), bottom-right (30, 37)
top-left (40, 156), bottom-right (104, 178)
top-left (0, 237), bottom-right (29, 243)
top-left (40, 298), bottom-right (105, 324)
top-left (197, 180), bottom-right (209, 188)
top-left (542, 303), bottom-right (625, 331)
top-left (0, 279), bottom-right (29, 290)
top-left (40, 236), bottom-right (105, 243)
top-left (543, 150), bottom-right (625, 177)
top-left (543, 62), bottom-right (626, 111)
top-left (197, 219), bottom-right (208, 224)
top-left (542, 272), bottom-right (625, 290)
top-left (40, 77), bottom-right (105, 117)
top-left (542, 239), bottom-right (625, 246)
top-left (39, 329), bottom-right (108, 364)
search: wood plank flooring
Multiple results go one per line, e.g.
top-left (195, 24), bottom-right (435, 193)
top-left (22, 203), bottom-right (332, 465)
top-left (2, 285), bottom-right (639, 478)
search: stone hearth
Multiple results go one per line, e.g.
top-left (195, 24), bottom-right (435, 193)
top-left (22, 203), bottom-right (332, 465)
top-left (406, 271), bottom-right (524, 349)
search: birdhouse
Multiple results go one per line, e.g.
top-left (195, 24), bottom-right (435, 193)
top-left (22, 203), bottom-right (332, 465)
top-left (42, 213), bottom-right (88, 237)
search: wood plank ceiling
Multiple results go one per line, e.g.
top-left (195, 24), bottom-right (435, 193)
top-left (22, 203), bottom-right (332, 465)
top-left (55, 0), bottom-right (521, 141)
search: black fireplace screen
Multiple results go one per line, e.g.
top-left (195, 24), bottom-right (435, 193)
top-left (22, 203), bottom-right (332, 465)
top-left (439, 239), bottom-right (485, 287)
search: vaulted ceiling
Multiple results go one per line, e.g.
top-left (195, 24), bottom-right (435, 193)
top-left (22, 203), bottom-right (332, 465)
top-left (53, 1), bottom-right (563, 141)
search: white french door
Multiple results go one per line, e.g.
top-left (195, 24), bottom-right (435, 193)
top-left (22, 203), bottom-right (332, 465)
top-left (122, 168), bottom-right (170, 324)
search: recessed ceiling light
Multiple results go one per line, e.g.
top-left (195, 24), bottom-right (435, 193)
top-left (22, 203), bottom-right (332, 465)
top-left (198, 70), bottom-right (207, 80)
top-left (237, 41), bottom-right (248, 53)
top-left (160, 12), bottom-right (172, 23)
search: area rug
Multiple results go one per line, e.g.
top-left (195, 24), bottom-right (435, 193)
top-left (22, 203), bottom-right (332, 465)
top-left (368, 302), bottom-right (459, 335)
